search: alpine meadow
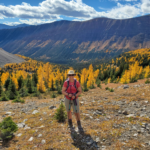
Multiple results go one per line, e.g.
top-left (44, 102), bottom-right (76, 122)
top-left (0, 1), bottom-right (150, 149)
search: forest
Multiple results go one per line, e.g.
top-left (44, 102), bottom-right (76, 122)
top-left (1, 48), bottom-right (150, 102)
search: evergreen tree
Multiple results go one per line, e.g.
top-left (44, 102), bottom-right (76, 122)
top-left (0, 92), bottom-right (9, 101)
top-left (27, 78), bottom-right (34, 93)
top-left (4, 77), bottom-right (11, 91)
top-left (7, 80), bottom-right (18, 100)
top-left (19, 87), bottom-right (28, 97)
top-left (32, 72), bottom-right (38, 87)
top-left (18, 75), bottom-right (24, 90)
top-left (0, 117), bottom-right (18, 141)
top-left (0, 80), bottom-right (3, 97)
top-left (54, 101), bottom-right (67, 122)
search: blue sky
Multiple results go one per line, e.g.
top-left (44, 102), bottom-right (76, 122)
top-left (0, 0), bottom-right (149, 25)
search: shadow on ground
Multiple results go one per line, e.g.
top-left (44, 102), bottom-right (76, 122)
top-left (70, 128), bottom-right (100, 150)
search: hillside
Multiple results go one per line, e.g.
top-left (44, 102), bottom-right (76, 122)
top-left (0, 48), bottom-right (24, 67)
top-left (0, 80), bottom-right (150, 149)
top-left (0, 15), bottom-right (150, 64)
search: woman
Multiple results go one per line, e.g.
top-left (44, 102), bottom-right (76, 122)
top-left (62, 70), bottom-right (83, 131)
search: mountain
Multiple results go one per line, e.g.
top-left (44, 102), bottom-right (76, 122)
top-left (0, 24), bottom-right (29, 30)
top-left (0, 15), bottom-right (150, 64)
top-left (0, 48), bottom-right (24, 67)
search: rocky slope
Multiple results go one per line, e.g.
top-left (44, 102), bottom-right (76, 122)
top-left (0, 15), bottom-right (150, 64)
top-left (0, 79), bottom-right (150, 149)
top-left (0, 48), bottom-right (24, 67)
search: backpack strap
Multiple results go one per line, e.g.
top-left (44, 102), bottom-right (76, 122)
top-left (66, 80), bottom-right (70, 92)
top-left (74, 79), bottom-right (78, 92)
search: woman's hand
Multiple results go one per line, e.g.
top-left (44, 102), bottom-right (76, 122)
top-left (72, 95), bottom-right (76, 100)
top-left (68, 94), bottom-right (72, 98)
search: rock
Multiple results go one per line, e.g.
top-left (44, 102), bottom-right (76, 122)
top-left (126, 114), bottom-right (135, 117)
top-left (5, 112), bottom-right (12, 115)
top-left (32, 110), bottom-right (39, 114)
top-left (38, 134), bottom-right (42, 138)
top-left (40, 118), bottom-right (43, 121)
top-left (28, 137), bottom-right (33, 141)
top-left (43, 112), bottom-right (47, 115)
top-left (24, 126), bottom-right (31, 130)
top-left (123, 85), bottom-right (129, 89)
top-left (133, 133), bottom-right (138, 137)
top-left (38, 125), bottom-right (45, 128)
top-left (145, 101), bottom-right (148, 104)
top-left (17, 123), bottom-right (25, 128)
top-left (122, 110), bottom-right (128, 115)
top-left (17, 133), bottom-right (22, 137)
top-left (49, 106), bottom-right (56, 109)
top-left (41, 139), bottom-right (46, 144)
top-left (80, 101), bottom-right (84, 105)
top-left (87, 140), bottom-right (93, 145)
top-left (118, 110), bottom-right (122, 114)
top-left (23, 119), bottom-right (28, 122)
top-left (96, 137), bottom-right (100, 142)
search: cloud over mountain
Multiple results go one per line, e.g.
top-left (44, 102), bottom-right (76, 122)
top-left (0, 0), bottom-right (150, 25)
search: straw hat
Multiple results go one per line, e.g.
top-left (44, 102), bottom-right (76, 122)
top-left (67, 70), bottom-right (76, 75)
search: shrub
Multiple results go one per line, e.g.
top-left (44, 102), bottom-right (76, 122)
top-left (97, 80), bottom-right (102, 88)
top-left (105, 87), bottom-right (110, 90)
top-left (51, 92), bottom-right (56, 98)
top-left (145, 79), bottom-right (150, 84)
top-left (54, 101), bottom-right (67, 122)
top-left (12, 96), bottom-right (25, 103)
top-left (19, 87), bottom-right (28, 97)
top-left (109, 88), bottom-right (114, 92)
top-left (0, 117), bottom-right (18, 141)
top-left (57, 86), bottom-right (62, 94)
top-left (89, 84), bottom-right (95, 89)
top-left (0, 93), bottom-right (9, 101)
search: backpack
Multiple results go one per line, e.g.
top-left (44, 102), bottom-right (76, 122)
top-left (65, 78), bottom-right (78, 94)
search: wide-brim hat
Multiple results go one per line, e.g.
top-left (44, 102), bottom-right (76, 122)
top-left (67, 70), bottom-right (76, 75)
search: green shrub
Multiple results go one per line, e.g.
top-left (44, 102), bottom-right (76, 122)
top-left (0, 117), bottom-right (18, 141)
top-left (0, 93), bottom-right (9, 101)
top-left (105, 87), bottom-right (110, 90)
top-left (145, 79), bottom-right (150, 84)
top-left (97, 80), bottom-right (102, 88)
top-left (57, 86), bottom-right (62, 94)
top-left (89, 84), bottom-right (95, 89)
top-left (51, 92), bottom-right (56, 98)
top-left (19, 87), bottom-right (28, 97)
top-left (109, 88), bottom-right (114, 92)
top-left (12, 96), bottom-right (25, 103)
top-left (54, 101), bottom-right (67, 122)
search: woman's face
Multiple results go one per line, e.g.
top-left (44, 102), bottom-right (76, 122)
top-left (68, 74), bottom-right (74, 80)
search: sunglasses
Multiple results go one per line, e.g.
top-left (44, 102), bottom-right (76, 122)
top-left (68, 74), bottom-right (75, 76)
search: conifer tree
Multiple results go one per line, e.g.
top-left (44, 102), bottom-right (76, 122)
top-left (7, 80), bottom-right (18, 100)
top-left (0, 80), bottom-right (3, 97)
top-left (54, 101), bottom-right (67, 122)
top-left (18, 75), bottom-right (24, 90)
top-left (26, 78), bottom-right (34, 93)
top-left (4, 77), bottom-right (11, 91)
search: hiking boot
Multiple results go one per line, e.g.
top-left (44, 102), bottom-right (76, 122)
top-left (77, 121), bottom-right (84, 132)
top-left (68, 119), bottom-right (74, 129)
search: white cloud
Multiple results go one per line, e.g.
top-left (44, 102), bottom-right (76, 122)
top-left (141, 0), bottom-right (150, 13)
top-left (0, 0), bottom-right (150, 25)
top-left (3, 21), bottom-right (21, 26)
top-left (19, 19), bottom-right (57, 25)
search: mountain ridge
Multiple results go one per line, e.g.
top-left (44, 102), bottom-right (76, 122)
top-left (0, 15), bottom-right (150, 64)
